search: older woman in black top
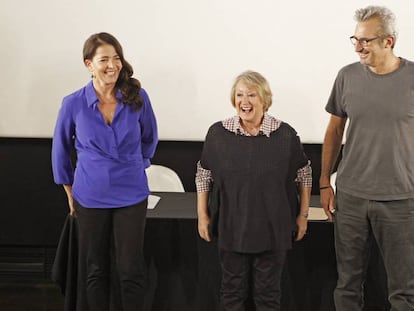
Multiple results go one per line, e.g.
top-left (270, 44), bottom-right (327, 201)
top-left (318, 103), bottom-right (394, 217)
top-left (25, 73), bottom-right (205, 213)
top-left (196, 71), bottom-right (312, 311)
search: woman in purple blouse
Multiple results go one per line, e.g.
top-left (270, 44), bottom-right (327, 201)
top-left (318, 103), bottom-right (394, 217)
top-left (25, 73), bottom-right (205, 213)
top-left (52, 32), bottom-right (158, 311)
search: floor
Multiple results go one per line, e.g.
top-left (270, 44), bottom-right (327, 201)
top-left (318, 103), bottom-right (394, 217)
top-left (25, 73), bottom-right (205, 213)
top-left (0, 281), bottom-right (63, 311)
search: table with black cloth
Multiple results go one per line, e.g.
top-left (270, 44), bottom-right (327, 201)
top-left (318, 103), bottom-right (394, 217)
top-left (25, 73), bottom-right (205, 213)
top-left (53, 192), bottom-right (389, 311)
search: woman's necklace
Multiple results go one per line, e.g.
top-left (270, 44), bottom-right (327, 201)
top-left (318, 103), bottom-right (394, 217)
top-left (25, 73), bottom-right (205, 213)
top-left (241, 122), bottom-right (261, 136)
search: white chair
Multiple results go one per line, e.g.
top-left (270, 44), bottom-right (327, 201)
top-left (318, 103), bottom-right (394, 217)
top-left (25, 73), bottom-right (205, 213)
top-left (145, 164), bottom-right (185, 192)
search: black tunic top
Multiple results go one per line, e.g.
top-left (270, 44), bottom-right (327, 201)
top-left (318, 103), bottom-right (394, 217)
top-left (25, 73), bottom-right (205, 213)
top-left (201, 121), bottom-right (308, 252)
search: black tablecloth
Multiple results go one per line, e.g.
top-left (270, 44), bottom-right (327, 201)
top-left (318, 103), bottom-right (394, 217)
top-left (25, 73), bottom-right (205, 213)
top-left (53, 193), bottom-right (389, 311)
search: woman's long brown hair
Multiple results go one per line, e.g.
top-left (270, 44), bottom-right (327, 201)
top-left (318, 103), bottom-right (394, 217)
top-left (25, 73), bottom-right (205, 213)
top-left (83, 32), bottom-right (143, 110)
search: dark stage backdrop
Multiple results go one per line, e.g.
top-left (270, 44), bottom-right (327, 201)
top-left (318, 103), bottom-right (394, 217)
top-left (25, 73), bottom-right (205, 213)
top-left (0, 138), bottom-right (322, 247)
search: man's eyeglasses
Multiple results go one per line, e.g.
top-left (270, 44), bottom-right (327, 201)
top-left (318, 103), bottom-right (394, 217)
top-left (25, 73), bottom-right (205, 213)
top-left (349, 36), bottom-right (381, 47)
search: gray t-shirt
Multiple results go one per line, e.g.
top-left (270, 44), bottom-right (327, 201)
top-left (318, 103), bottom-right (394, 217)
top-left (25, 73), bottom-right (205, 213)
top-left (326, 58), bottom-right (414, 200)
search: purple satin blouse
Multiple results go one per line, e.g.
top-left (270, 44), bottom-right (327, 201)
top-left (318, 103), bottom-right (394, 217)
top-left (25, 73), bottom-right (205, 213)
top-left (52, 80), bottom-right (158, 208)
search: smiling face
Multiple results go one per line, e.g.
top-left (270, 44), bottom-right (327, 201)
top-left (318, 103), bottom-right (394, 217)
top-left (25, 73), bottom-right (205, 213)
top-left (353, 18), bottom-right (391, 70)
top-left (84, 44), bottom-right (122, 87)
top-left (234, 82), bottom-right (265, 126)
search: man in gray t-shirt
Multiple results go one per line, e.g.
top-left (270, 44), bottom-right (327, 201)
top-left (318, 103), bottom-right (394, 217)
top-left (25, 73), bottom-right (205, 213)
top-left (320, 5), bottom-right (414, 311)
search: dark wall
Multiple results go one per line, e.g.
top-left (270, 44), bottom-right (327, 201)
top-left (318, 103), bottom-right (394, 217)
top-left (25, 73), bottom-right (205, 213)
top-left (0, 138), bottom-right (322, 246)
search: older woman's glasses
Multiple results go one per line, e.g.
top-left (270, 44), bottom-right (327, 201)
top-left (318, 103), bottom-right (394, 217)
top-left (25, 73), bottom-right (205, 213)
top-left (349, 36), bottom-right (380, 47)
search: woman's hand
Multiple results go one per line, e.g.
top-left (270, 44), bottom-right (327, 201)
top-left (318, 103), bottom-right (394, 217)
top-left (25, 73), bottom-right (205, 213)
top-left (68, 196), bottom-right (76, 217)
top-left (197, 191), bottom-right (211, 242)
top-left (198, 214), bottom-right (211, 242)
top-left (295, 214), bottom-right (308, 241)
top-left (63, 185), bottom-right (76, 217)
top-left (296, 184), bottom-right (310, 241)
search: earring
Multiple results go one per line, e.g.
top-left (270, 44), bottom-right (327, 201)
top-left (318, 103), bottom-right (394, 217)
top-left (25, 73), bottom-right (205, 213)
top-left (91, 72), bottom-right (95, 79)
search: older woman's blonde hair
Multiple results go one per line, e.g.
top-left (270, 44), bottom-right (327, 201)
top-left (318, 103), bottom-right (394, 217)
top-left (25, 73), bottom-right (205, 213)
top-left (230, 71), bottom-right (273, 112)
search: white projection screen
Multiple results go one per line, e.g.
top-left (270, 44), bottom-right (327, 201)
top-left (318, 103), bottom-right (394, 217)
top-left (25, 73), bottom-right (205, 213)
top-left (0, 0), bottom-right (412, 142)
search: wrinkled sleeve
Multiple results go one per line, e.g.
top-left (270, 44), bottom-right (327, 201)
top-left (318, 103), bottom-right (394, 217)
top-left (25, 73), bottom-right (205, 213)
top-left (51, 98), bottom-right (75, 185)
top-left (139, 88), bottom-right (158, 168)
top-left (295, 161), bottom-right (312, 188)
top-left (195, 161), bottom-right (213, 192)
top-left (196, 124), bottom-right (217, 192)
top-left (289, 126), bottom-right (312, 187)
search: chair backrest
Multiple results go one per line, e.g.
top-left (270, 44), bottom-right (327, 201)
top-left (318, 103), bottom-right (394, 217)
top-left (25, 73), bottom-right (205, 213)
top-left (145, 164), bottom-right (185, 192)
